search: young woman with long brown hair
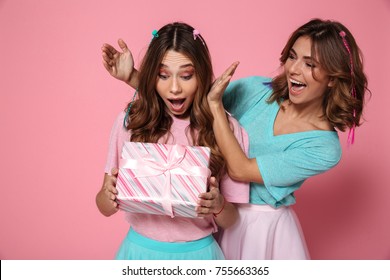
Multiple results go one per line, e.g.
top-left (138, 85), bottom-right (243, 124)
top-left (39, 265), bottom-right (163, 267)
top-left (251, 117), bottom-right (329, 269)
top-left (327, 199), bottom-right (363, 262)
top-left (96, 22), bottom-right (249, 260)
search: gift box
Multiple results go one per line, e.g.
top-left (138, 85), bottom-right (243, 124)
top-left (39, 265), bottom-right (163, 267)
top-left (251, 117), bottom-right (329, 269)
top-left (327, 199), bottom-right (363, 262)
top-left (116, 142), bottom-right (211, 218)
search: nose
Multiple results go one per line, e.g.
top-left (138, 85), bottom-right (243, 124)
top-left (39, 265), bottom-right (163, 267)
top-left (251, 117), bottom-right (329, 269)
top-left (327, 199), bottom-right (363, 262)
top-left (170, 77), bottom-right (182, 94)
top-left (289, 60), bottom-right (299, 74)
top-left (286, 57), bottom-right (303, 76)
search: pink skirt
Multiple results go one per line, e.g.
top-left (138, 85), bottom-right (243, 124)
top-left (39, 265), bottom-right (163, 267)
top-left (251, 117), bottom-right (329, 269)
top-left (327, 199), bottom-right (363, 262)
top-left (218, 204), bottom-right (310, 260)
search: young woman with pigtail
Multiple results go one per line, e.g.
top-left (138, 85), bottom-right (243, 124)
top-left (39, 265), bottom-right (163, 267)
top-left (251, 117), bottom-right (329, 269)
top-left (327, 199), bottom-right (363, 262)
top-left (101, 19), bottom-right (370, 259)
top-left (96, 22), bottom-right (249, 260)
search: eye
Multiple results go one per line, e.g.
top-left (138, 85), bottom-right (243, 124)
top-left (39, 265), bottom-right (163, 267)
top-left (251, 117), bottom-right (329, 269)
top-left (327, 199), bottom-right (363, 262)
top-left (288, 52), bottom-right (296, 60)
top-left (158, 73), bottom-right (169, 80)
top-left (305, 61), bottom-right (317, 68)
top-left (181, 74), bottom-right (193, 81)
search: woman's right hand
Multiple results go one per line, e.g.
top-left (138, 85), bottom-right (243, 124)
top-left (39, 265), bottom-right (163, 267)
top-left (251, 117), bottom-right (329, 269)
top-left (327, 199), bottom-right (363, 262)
top-left (207, 61), bottom-right (239, 107)
top-left (96, 168), bottom-right (119, 217)
top-left (102, 39), bottom-right (135, 84)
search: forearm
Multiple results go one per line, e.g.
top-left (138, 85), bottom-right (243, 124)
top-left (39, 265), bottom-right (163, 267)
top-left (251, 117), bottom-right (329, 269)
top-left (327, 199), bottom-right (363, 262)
top-left (209, 103), bottom-right (262, 183)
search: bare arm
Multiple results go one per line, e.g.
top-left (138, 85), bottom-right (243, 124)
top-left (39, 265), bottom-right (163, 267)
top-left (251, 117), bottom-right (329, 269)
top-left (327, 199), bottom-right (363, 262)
top-left (208, 62), bottom-right (264, 184)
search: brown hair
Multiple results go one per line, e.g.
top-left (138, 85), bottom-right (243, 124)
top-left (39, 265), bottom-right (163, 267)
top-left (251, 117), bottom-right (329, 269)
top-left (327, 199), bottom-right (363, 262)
top-left (125, 22), bottom-right (226, 181)
top-left (270, 18), bottom-right (370, 131)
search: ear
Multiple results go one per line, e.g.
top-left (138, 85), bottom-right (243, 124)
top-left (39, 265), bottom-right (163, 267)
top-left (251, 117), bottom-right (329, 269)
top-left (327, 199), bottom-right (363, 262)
top-left (328, 77), bottom-right (335, 87)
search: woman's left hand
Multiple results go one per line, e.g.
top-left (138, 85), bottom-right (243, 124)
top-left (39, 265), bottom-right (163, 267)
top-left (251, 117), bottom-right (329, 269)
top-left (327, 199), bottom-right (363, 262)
top-left (196, 177), bottom-right (224, 217)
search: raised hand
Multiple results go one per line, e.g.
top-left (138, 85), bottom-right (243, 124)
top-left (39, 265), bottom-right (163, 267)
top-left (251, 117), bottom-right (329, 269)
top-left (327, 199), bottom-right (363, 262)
top-left (207, 61), bottom-right (239, 105)
top-left (102, 39), bottom-right (135, 84)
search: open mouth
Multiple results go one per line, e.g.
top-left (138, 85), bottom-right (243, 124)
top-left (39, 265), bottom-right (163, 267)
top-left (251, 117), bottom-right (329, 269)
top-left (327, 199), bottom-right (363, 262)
top-left (290, 79), bottom-right (306, 93)
top-left (168, 98), bottom-right (186, 111)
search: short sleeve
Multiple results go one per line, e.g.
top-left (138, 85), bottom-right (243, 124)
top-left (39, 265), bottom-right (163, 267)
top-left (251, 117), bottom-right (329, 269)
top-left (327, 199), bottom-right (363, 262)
top-left (219, 116), bottom-right (250, 203)
top-left (104, 111), bottom-right (129, 175)
top-left (223, 76), bottom-right (272, 120)
top-left (257, 137), bottom-right (342, 202)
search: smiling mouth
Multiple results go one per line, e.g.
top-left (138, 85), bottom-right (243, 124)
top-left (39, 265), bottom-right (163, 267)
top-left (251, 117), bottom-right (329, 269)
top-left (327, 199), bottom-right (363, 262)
top-left (290, 79), bottom-right (306, 92)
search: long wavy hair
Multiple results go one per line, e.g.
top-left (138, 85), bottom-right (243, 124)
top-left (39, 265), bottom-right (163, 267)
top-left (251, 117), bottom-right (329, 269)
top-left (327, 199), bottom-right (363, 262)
top-left (125, 22), bottom-right (226, 181)
top-left (270, 18), bottom-right (370, 131)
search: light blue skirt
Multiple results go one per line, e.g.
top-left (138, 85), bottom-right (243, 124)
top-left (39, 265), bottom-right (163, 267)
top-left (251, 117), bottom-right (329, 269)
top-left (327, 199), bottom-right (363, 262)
top-left (115, 228), bottom-right (225, 260)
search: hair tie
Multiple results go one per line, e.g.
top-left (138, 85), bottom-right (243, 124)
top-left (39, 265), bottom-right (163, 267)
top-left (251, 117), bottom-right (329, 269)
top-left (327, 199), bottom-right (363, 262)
top-left (339, 30), bottom-right (357, 146)
top-left (193, 29), bottom-right (205, 45)
top-left (151, 29), bottom-right (159, 41)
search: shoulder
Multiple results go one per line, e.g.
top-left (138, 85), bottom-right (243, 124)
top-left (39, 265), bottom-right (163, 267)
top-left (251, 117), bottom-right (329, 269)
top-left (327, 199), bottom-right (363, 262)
top-left (112, 111), bottom-right (127, 130)
top-left (115, 111), bottom-right (126, 123)
top-left (226, 76), bottom-right (273, 100)
top-left (301, 132), bottom-right (342, 167)
top-left (109, 111), bottom-right (130, 140)
top-left (229, 76), bottom-right (272, 89)
top-left (231, 75), bottom-right (272, 83)
top-left (223, 76), bottom-right (273, 116)
top-left (227, 114), bottom-right (243, 131)
top-left (104, 111), bottom-right (129, 172)
top-left (227, 114), bottom-right (240, 125)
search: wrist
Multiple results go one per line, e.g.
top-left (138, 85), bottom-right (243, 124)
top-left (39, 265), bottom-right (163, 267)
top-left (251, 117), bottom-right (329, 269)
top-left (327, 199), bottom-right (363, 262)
top-left (213, 196), bottom-right (226, 217)
top-left (125, 69), bottom-right (134, 84)
top-left (208, 101), bottom-right (224, 114)
top-left (126, 69), bottom-right (139, 89)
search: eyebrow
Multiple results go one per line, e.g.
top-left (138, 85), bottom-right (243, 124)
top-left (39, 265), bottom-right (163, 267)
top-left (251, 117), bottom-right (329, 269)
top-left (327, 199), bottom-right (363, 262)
top-left (290, 48), bottom-right (319, 63)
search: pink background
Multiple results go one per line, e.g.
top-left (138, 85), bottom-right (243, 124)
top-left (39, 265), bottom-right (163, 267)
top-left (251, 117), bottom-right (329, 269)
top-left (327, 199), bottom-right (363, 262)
top-left (0, 0), bottom-right (389, 260)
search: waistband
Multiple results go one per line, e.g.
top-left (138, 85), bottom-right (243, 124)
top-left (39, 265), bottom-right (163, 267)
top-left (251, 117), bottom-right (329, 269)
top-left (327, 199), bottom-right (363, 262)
top-left (237, 203), bottom-right (288, 212)
top-left (128, 228), bottom-right (215, 253)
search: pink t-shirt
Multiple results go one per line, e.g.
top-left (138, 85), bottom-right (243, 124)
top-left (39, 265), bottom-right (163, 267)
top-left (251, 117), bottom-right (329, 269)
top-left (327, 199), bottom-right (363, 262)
top-left (105, 111), bottom-right (249, 242)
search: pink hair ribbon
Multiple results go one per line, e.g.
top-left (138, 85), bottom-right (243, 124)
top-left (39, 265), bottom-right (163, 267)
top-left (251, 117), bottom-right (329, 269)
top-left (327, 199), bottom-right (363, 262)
top-left (339, 31), bottom-right (356, 146)
top-left (193, 29), bottom-right (205, 45)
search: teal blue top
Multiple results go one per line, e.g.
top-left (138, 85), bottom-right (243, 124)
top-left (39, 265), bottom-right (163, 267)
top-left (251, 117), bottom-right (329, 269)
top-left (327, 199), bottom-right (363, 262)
top-left (223, 76), bottom-right (342, 208)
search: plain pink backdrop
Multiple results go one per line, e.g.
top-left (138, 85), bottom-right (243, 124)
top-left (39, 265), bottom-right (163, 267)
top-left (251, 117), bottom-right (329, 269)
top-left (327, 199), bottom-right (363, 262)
top-left (0, 0), bottom-right (389, 260)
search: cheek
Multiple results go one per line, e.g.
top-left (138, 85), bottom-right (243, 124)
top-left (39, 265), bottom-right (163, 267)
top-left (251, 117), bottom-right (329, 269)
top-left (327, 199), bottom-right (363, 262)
top-left (191, 79), bottom-right (199, 92)
top-left (283, 61), bottom-right (292, 70)
top-left (184, 81), bottom-right (198, 95)
top-left (155, 84), bottom-right (165, 99)
top-left (190, 86), bottom-right (199, 99)
top-left (185, 88), bottom-right (198, 104)
top-left (155, 80), bottom-right (166, 92)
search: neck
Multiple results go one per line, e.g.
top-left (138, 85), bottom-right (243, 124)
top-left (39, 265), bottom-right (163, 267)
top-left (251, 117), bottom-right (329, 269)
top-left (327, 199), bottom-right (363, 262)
top-left (282, 99), bottom-right (324, 119)
top-left (282, 99), bottom-right (324, 123)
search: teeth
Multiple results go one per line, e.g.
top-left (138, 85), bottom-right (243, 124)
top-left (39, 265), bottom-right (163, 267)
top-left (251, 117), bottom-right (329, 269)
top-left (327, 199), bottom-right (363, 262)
top-left (169, 99), bottom-right (185, 104)
top-left (290, 79), bottom-right (305, 86)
